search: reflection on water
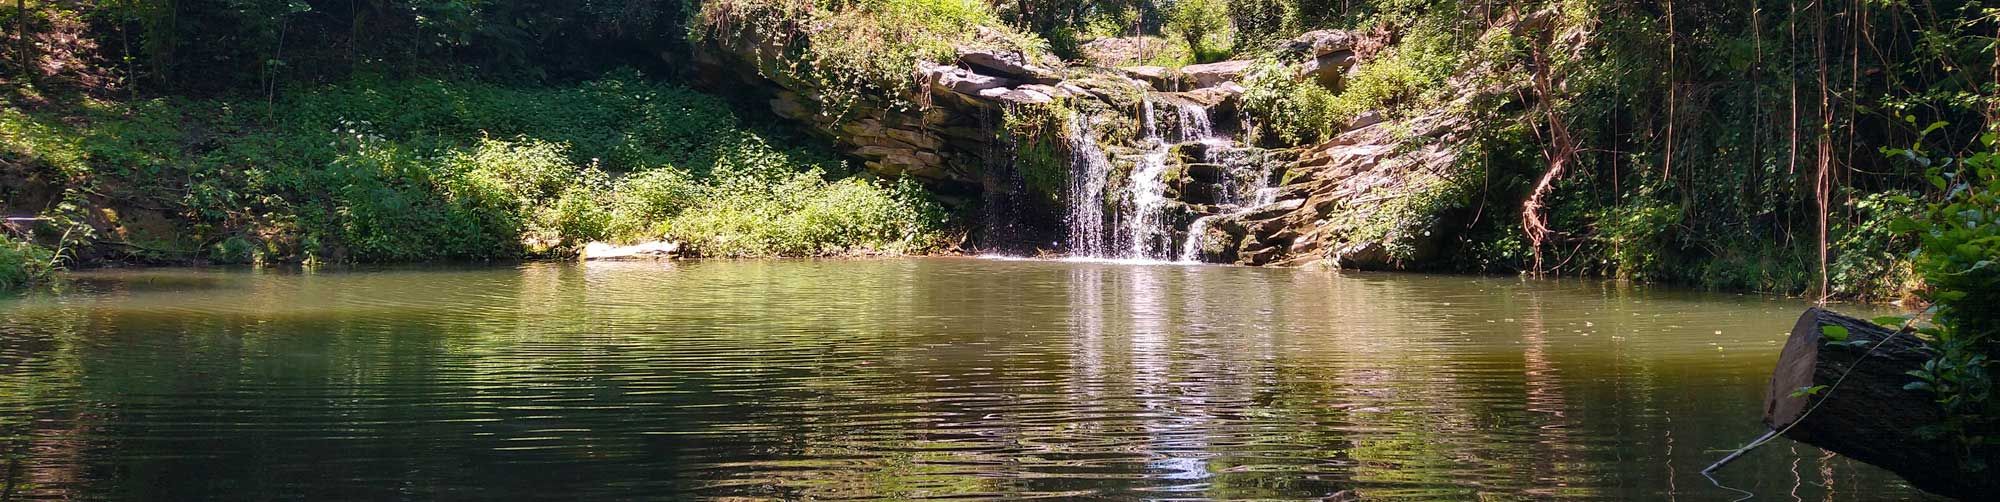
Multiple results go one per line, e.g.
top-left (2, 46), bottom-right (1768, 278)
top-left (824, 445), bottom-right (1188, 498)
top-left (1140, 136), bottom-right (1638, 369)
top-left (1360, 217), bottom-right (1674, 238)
top-left (0, 259), bottom-right (1940, 500)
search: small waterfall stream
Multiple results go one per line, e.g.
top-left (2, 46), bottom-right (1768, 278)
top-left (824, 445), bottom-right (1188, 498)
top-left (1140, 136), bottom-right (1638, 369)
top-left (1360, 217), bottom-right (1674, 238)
top-left (1064, 113), bottom-right (1113, 257)
top-left (1061, 93), bottom-right (1275, 262)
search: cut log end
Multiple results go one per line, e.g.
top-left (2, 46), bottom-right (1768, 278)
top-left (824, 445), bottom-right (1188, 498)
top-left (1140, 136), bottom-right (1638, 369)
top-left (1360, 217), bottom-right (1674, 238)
top-left (1761, 307), bottom-right (1991, 500)
top-left (1762, 309), bottom-right (1825, 429)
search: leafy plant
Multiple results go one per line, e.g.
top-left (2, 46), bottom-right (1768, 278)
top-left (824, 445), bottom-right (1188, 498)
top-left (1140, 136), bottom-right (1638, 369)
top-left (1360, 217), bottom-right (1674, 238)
top-left (1888, 126), bottom-right (2000, 471)
top-left (0, 236), bottom-right (56, 291)
top-left (1166, 0), bottom-right (1232, 63)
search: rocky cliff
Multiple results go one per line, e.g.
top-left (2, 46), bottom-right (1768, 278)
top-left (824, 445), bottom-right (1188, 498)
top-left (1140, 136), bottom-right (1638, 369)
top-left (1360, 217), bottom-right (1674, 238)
top-left (693, 6), bottom-right (1524, 265)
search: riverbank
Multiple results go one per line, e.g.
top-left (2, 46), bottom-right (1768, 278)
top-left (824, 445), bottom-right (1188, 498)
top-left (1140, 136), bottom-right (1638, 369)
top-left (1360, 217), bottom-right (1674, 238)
top-left (2, 74), bottom-right (954, 276)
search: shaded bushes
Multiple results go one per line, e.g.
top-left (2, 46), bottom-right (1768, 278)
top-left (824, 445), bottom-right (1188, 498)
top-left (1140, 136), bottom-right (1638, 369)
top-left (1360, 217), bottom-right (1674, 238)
top-left (0, 236), bottom-right (55, 291)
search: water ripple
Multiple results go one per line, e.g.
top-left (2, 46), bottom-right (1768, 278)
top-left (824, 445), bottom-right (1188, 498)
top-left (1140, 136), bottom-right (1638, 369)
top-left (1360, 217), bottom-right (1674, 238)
top-left (0, 259), bottom-right (1939, 500)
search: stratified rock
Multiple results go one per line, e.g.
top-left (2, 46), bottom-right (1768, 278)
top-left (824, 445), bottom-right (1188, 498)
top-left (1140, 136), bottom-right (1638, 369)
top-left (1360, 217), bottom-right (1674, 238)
top-left (1120, 66), bottom-right (1179, 90)
top-left (958, 47), bottom-right (1061, 84)
top-left (921, 62), bottom-right (1016, 95)
top-left (979, 86), bottom-right (1053, 105)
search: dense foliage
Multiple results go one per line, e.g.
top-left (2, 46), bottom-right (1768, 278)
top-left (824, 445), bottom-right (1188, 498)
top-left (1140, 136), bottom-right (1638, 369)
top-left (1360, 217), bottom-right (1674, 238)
top-left (697, 0), bottom-right (1044, 117)
top-left (1, 74), bottom-right (947, 270)
top-left (0, 235), bottom-right (54, 290)
top-left (1891, 128), bottom-right (2000, 471)
top-left (1193, 0), bottom-right (1994, 302)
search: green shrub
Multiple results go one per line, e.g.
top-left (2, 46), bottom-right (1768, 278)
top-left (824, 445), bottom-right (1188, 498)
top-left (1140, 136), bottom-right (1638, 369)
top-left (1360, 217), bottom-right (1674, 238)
top-left (1229, 0), bottom-right (1294, 49)
top-left (1241, 60), bottom-right (1342, 145)
top-left (606, 167), bottom-right (707, 239)
top-left (1167, 0), bottom-right (1233, 63)
top-left (0, 236), bottom-right (56, 291)
top-left (659, 171), bottom-right (948, 257)
top-left (699, 0), bottom-right (1041, 116)
top-left (4, 73), bottom-right (949, 263)
top-left (1830, 190), bottom-right (1923, 298)
top-left (1596, 197), bottom-right (1683, 281)
top-left (1890, 128), bottom-right (2000, 472)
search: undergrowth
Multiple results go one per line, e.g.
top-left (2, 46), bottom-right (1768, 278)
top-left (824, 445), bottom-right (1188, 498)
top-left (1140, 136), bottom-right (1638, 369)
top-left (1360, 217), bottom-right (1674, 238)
top-left (0, 72), bottom-right (949, 263)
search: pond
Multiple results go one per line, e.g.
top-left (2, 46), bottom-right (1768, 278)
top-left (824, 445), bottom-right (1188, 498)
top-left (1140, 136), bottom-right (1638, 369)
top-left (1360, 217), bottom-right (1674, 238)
top-left (0, 258), bottom-right (1938, 500)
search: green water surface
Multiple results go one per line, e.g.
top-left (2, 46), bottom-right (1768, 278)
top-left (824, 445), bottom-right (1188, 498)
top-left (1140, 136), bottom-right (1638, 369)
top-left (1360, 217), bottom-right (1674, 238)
top-left (0, 258), bottom-right (1938, 499)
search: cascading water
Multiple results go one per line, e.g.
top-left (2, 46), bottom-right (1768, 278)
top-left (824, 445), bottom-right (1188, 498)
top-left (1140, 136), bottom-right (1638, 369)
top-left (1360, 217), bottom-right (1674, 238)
top-left (1178, 146), bottom-right (1280, 263)
top-left (1064, 113), bottom-right (1113, 257)
top-left (1121, 149), bottom-right (1174, 258)
top-left (1060, 93), bottom-right (1277, 262)
top-left (1116, 97), bottom-right (1213, 260)
top-left (1173, 101), bottom-right (1214, 143)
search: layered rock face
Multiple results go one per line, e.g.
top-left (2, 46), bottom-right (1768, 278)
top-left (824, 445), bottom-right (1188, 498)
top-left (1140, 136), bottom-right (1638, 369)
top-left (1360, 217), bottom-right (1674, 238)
top-left (1187, 109), bottom-right (1472, 268)
top-left (694, 15), bottom-right (1499, 265)
top-left (692, 30), bottom-right (1077, 188)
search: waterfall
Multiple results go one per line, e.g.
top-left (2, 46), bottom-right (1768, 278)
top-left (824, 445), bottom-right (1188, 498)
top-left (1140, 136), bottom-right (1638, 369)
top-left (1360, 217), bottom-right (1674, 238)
top-left (1174, 101), bottom-right (1214, 143)
top-left (1064, 113), bottom-right (1112, 257)
top-left (1178, 215), bottom-right (1216, 262)
top-left (1122, 149), bottom-right (1174, 259)
top-left (1178, 148), bottom-right (1280, 263)
top-left (1116, 97), bottom-right (1208, 260)
top-left (1059, 93), bottom-right (1275, 263)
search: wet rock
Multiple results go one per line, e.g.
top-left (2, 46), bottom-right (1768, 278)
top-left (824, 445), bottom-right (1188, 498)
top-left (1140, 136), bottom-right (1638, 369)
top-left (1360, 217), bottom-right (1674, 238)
top-left (1179, 84), bottom-right (1243, 107)
top-left (1184, 163), bottom-right (1228, 183)
top-left (1181, 183), bottom-right (1227, 205)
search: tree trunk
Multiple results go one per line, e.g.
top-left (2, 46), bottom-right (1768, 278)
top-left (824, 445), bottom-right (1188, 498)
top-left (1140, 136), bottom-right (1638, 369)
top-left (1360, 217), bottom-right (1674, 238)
top-left (1764, 307), bottom-right (1995, 500)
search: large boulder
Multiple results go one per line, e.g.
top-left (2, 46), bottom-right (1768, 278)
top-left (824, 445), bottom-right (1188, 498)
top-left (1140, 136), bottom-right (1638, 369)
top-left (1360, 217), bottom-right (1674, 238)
top-left (1281, 30), bottom-right (1360, 90)
top-left (957, 46), bottom-right (1061, 84)
top-left (921, 62), bottom-right (1017, 95)
top-left (1281, 30), bottom-right (1357, 59)
top-left (1179, 60), bottom-right (1254, 88)
top-left (1120, 65), bottom-right (1179, 90)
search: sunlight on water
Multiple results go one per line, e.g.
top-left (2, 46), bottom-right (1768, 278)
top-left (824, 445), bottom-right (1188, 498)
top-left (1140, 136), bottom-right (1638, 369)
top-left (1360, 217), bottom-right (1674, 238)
top-left (0, 259), bottom-right (1939, 500)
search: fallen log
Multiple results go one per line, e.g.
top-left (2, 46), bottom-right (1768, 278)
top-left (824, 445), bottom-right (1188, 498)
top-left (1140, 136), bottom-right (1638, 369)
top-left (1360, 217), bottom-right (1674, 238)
top-left (1763, 307), bottom-right (1995, 500)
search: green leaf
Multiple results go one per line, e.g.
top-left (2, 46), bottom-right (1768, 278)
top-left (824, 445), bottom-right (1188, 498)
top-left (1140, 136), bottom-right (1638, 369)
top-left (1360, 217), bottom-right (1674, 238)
top-left (1822, 325), bottom-right (1851, 342)
top-left (1790, 385), bottom-right (1829, 398)
top-left (1873, 315), bottom-right (1911, 328)
top-left (1889, 217), bottom-right (1923, 233)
